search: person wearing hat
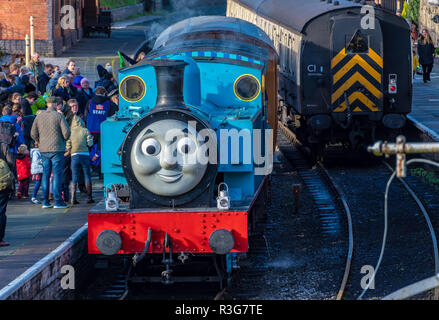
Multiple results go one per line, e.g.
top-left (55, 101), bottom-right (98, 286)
top-left (0, 106), bottom-right (25, 153)
top-left (31, 96), bottom-right (70, 209)
top-left (108, 88), bottom-right (119, 115)
top-left (76, 78), bottom-right (94, 117)
top-left (72, 76), bottom-right (83, 90)
top-left (95, 65), bottom-right (117, 93)
top-left (95, 65), bottom-right (108, 89)
top-left (105, 63), bottom-right (113, 74)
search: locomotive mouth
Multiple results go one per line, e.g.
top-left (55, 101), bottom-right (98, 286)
top-left (157, 169), bottom-right (183, 183)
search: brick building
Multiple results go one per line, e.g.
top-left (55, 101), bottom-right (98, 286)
top-left (0, 0), bottom-right (84, 57)
top-left (419, 0), bottom-right (439, 45)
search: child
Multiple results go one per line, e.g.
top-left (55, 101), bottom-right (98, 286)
top-left (16, 144), bottom-right (31, 199)
top-left (30, 142), bottom-right (43, 204)
top-left (413, 49), bottom-right (420, 79)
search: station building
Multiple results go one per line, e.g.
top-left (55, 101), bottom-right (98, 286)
top-left (419, 0), bottom-right (439, 44)
top-left (0, 0), bottom-right (84, 57)
top-left (380, 0), bottom-right (439, 44)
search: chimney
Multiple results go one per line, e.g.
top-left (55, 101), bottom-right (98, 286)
top-left (149, 59), bottom-right (188, 109)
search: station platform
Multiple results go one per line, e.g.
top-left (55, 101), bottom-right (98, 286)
top-left (0, 179), bottom-right (103, 291)
top-left (408, 60), bottom-right (439, 141)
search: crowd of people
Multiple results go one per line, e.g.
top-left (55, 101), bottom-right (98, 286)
top-left (0, 53), bottom-right (120, 247)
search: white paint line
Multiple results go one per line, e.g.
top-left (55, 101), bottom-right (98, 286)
top-left (0, 224), bottom-right (88, 300)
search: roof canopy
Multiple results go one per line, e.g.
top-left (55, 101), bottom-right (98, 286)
top-left (235, 0), bottom-right (363, 32)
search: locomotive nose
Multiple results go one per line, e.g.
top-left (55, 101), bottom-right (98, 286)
top-left (160, 146), bottom-right (179, 170)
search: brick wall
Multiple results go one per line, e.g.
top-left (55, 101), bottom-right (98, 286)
top-left (4, 229), bottom-right (94, 300)
top-left (0, 0), bottom-right (84, 56)
top-left (0, 0), bottom-right (50, 40)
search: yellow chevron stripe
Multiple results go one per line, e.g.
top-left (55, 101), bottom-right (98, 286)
top-left (331, 72), bottom-right (383, 103)
top-left (332, 47), bottom-right (383, 69)
top-left (334, 91), bottom-right (380, 112)
top-left (333, 54), bottom-right (382, 84)
top-left (331, 48), bottom-right (346, 69)
top-left (368, 48), bottom-right (383, 68)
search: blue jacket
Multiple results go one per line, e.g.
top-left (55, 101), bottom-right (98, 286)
top-left (5, 76), bottom-right (25, 95)
top-left (53, 86), bottom-right (73, 102)
top-left (86, 97), bottom-right (110, 133)
top-left (46, 71), bottom-right (62, 94)
top-left (0, 115), bottom-right (24, 153)
top-left (90, 144), bottom-right (101, 167)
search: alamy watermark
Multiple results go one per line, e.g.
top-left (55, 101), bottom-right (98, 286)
top-left (360, 265), bottom-right (375, 290)
top-left (60, 5), bottom-right (76, 30)
top-left (60, 264), bottom-right (75, 290)
top-left (361, 5), bottom-right (375, 30)
top-left (143, 122), bottom-right (274, 175)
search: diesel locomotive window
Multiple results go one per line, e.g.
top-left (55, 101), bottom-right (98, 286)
top-left (346, 30), bottom-right (369, 54)
top-left (234, 74), bottom-right (261, 102)
top-left (120, 76), bottom-right (146, 102)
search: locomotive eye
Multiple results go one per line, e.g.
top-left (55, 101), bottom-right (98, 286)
top-left (120, 75), bottom-right (146, 103)
top-left (234, 74), bottom-right (261, 102)
top-left (141, 138), bottom-right (161, 156)
top-left (177, 137), bottom-right (196, 155)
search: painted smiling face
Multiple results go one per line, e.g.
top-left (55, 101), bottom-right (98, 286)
top-left (130, 119), bottom-right (208, 197)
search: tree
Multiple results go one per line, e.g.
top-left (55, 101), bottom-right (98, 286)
top-left (408, 0), bottom-right (420, 24)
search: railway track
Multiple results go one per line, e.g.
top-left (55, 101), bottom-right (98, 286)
top-left (277, 122), bottom-right (439, 300)
top-left (224, 123), bottom-right (353, 299)
top-left (277, 122), bottom-right (353, 300)
top-left (79, 125), bottom-right (439, 301)
top-left (99, 272), bottom-right (129, 300)
top-left (378, 159), bottom-right (439, 299)
top-left (80, 259), bottom-right (225, 300)
top-left (323, 152), bottom-right (439, 299)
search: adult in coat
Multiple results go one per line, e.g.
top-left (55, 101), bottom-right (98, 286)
top-left (418, 29), bottom-right (436, 83)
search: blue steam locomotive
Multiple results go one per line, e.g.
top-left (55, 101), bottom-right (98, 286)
top-left (88, 16), bottom-right (279, 285)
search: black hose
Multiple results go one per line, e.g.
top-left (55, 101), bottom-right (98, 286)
top-left (339, 91), bottom-right (352, 130)
top-left (132, 228), bottom-right (153, 266)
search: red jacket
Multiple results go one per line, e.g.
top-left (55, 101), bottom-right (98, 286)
top-left (16, 154), bottom-right (31, 180)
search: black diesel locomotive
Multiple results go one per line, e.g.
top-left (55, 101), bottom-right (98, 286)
top-left (228, 0), bottom-right (412, 153)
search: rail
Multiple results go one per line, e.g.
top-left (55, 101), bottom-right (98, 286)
top-left (278, 121), bottom-right (354, 300)
top-left (366, 136), bottom-right (439, 300)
